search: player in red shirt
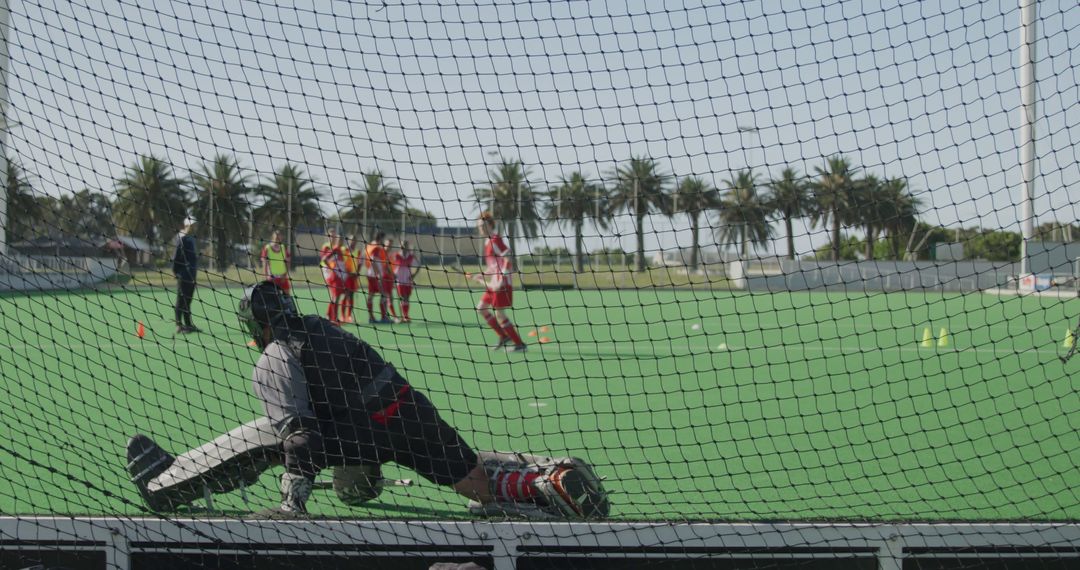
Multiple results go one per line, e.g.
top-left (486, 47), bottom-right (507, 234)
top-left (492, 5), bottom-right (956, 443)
top-left (319, 229), bottom-right (345, 323)
top-left (470, 211), bottom-right (526, 352)
top-left (391, 240), bottom-right (420, 322)
top-left (364, 231), bottom-right (393, 324)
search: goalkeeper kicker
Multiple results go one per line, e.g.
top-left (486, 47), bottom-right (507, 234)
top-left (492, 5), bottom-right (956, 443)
top-left (126, 281), bottom-right (610, 519)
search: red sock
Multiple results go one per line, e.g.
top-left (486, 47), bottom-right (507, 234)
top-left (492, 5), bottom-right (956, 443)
top-left (493, 470), bottom-right (540, 502)
top-left (327, 302), bottom-right (337, 322)
top-left (402, 301), bottom-right (410, 319)
top-left (342, 298), bottom-right (353, 322)
top-left (388, 297), bottom-right (397, 317)
top-left (483, 312), bottom-right (506, 338)
top-left (380, 298), bottom-right (388, 319)
top-left (500, 318), bottom-right (524, 345)
top-left (367, 298), bottom-right (374, 320)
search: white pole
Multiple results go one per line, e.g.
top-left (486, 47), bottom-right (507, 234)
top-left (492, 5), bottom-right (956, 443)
top-left (1019, 0), bottom-right (1037, 276)
top-left (208, 181), bottom-right (215, 271)
top-left (286, 177), bottom-right (293, 259)
top-left (0, 0), bottom-right (10, 256)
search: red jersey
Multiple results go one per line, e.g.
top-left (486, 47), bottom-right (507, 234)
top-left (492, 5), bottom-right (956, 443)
top-left (484, 234), bottom-right (511, 291)
top-left (365, 243), bottom-right (389, 278)
top-left (392, 252), bottom-right (416, 285)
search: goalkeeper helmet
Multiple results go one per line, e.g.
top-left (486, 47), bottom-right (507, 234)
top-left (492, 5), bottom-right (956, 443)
top-left (239, 281), bottom-right (297, 347)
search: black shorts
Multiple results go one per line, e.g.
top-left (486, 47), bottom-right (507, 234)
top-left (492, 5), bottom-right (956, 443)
top-left (319, 382), bottom-right (478, 487)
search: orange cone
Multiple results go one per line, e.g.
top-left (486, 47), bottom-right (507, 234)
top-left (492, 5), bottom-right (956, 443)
top-left (136, 321), bottom-right (146, 339)
top-left (527, 330), bottom-right (538, 337)
top-left (539, 326), bottom-right (550, 333)
top-left (539, 336), bottom-right (551, 344)
top-left (247, 340), bottom-right (258, 347)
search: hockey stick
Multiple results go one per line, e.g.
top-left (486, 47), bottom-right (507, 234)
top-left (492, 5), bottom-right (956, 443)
top-left (313, 478), bottom-right (413, 490)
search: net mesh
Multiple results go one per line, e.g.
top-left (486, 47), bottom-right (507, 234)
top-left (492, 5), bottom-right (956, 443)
top-left (1, 0), bottom-right (1079, 568)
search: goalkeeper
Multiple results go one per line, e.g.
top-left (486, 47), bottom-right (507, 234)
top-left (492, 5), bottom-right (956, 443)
top-left (126, 280), bottom-right (609, 520)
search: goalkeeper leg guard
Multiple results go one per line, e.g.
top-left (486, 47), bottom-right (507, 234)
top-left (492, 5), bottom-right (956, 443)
top-left (127, 419), bottom-right (282, 512)
top-left (469, 452), bottom-right (610, 520)
top-left (126, 434), bottom-right (177, 512)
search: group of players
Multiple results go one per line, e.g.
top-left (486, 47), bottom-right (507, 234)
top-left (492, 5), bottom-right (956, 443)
top-left (257, 212), bottom-right (526, 352)
top-left (258, 228), bottom-right (418, 325)
top-left (319, 229), bottom-right (418, 326)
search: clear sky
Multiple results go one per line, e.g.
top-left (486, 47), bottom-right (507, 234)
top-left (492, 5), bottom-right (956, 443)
top-left (4, 0), bottom-right (1079, 258)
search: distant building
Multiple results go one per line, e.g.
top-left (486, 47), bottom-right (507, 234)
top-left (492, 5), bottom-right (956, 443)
top-left (13, 236), bottom-right (106, 258)
top-left (293, 225), bottom-right (485, 266)
top-left (105, 236), bottom-right (154, 267)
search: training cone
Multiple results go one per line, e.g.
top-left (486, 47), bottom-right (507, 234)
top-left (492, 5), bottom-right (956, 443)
top-left (247, 340), bottom-right (258, 347)
top-left (539, 336), bottom-right (552, 344)
top-left (136, 321), bottom-right (145, 339)
top-left (937, 327), bottom-right (950, 348)
top-left (1065, 328), bottom-right (1075, 349)
top-left (539, 326), bottom-right (550, 333)
top-left (527, 330), bottom-right (538, 337)
top-left (920, 327), bottom-right (934, 348)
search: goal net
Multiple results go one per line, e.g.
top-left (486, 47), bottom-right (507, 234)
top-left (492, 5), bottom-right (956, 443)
top-left (1, 1), bottom-right (1078, 569)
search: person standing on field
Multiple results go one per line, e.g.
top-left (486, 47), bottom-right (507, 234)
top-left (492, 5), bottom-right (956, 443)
top-left (172, 216), bottom-right (200, 334)
top-left (340, 235), bottom-right (362, 324)
top-left (260, 230), bottom-right (292, 295)
top-left (391, 240), bottom-right (420, 323)
top-left (319, 229), bottom-right (346, 324)
top-left (364, 231), bottom-right (393, 324)
top-left (470, 211), bottom-right (526, 352)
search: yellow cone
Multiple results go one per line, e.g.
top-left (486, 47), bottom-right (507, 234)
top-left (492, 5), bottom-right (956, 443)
top-left (920, 327), bottom-right (934, 348)
top-left (1065, 328), bottom-right (1075, 349)
top-left (937, 327), bottom-right (950, 348)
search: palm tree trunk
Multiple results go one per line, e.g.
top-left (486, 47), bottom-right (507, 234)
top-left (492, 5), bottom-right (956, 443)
top-left (831, 212), bottom-right (841, 261)
top-left (865, 224), bottom-right (875, 260)
top-left (574, 223), bottom-right (584, 274)
top-left (635, 212), bottom-right (646, 272)
top-left (689, 213), bottom-right (700, 272)
top-left (785, 217), bottom-right (795, 260)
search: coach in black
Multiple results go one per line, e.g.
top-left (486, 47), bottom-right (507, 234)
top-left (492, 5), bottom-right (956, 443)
top-left (172, 216), bottom-right (200, 334)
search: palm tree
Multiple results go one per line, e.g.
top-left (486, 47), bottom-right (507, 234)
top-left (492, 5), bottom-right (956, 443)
top-left (717, 169), bottom-right (773, 258)
top-left (768, 167), bottom-right (812, 260)
top-left (342, 170), bottom-right (406, 238)
top-left (851, 173), bottom-right (884, 260)
top-left (810, 156), bottom-right (859, 261)
top-left (113, 155), bottom-right (188, 254)
top-left (3, 156), bottom-right (40, 242)
top-left (672, 176), bottom-right (721, 271)
top-left (877, 177), bottom-right (922, 259)
top-left (473, 156), bottom-right (541, 271)
top-left (607, 156), bottom-right (672, 272)
top-left (57, 189), bottom-right (115, 239)
top-left (191, 154), bottom-right (252, 271)
top-left (255, 164), bottom-right (324, 258)
top-left (545, 171), bottom-right (609, 273)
